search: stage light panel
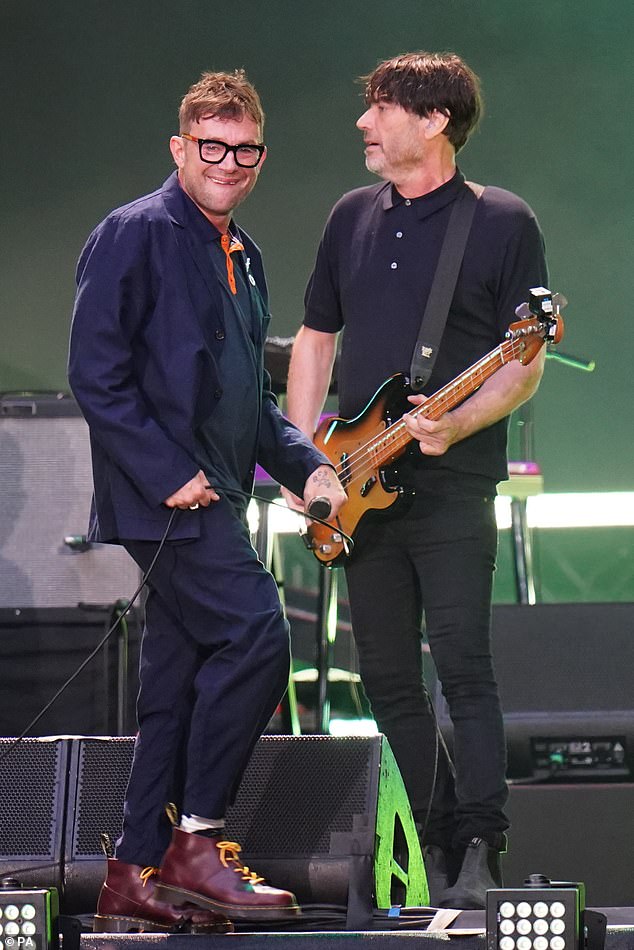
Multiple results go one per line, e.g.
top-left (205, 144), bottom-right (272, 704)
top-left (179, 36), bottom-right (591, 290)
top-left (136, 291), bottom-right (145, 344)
top-left (0, 887), bottom-right (58, 950)
top-left (487, 882), bottom-right (583, 950)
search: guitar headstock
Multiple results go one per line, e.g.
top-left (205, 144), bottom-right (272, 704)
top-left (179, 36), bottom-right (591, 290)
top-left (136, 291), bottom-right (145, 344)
top-left (508, 286), bottom-right (566, 350)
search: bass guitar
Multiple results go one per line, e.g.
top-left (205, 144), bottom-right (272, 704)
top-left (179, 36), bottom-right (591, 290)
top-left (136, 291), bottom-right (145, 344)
top-left (304, 287), bottom-right (566, 566)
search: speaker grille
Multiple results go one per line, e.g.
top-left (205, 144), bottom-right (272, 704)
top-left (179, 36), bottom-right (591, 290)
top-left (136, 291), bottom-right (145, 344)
top-left (71, 737), bottom-right (135, 857)
top-left (0, 412), bottom-right (141, 607)
top-left (225, 735), bottom-right (379, 853)
top-left (0, 738), bottom-right (67, 858)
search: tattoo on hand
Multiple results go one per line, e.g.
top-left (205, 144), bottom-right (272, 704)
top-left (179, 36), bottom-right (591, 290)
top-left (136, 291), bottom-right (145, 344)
top-left (312, 469), bottom-right (332, 489)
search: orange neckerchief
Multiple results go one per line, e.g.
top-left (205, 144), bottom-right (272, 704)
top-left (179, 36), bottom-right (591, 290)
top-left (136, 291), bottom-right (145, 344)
top-left (220, 232), bottom-right (245, 295)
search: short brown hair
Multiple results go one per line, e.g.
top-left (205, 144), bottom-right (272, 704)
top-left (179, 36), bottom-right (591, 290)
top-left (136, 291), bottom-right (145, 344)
top-left (178, 69), bottom-right (265, 136)
top-left (362, 52), bottom-right (482, 152)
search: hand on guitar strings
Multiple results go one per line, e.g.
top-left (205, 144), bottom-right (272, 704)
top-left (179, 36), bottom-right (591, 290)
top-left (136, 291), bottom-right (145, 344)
top-left (404, 394), bottom-right (460, 457)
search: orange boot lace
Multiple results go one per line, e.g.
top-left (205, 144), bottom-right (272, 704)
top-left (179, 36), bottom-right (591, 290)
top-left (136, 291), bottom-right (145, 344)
top-left (215, 840), bottom-right (265, 884)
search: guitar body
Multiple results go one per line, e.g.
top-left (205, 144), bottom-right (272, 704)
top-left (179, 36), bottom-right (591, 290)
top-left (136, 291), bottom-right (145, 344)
top-left (308, 374), bottom-right (414, 566)
top-left (304, 288), bottom-right (566, 568)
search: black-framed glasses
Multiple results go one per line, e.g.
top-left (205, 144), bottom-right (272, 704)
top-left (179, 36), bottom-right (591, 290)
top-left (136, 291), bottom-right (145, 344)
top-left (181, 133), bottom-right (266, 168)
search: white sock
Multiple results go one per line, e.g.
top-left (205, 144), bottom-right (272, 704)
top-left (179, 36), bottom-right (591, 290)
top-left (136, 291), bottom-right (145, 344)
top-left (179, 813), bottom-right (225, 834)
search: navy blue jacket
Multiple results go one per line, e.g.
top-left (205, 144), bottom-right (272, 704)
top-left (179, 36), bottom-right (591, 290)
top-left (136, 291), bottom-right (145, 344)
top-left (69, 171), bottom-right (325, 542)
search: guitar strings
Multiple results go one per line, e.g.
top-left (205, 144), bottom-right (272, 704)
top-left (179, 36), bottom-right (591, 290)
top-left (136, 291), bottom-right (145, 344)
top-left (329, 334), bottom-right (529, 495)
top-left (337, 335), bottom-right (525, 488)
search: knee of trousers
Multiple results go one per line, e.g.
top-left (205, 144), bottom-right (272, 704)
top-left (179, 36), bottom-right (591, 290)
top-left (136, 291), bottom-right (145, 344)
top-left (228, 605), bottom-right (291, 679)
top-left (360, 671), bottom-right (430, 720)
top-left (441, 677), bottom-right (502, 708)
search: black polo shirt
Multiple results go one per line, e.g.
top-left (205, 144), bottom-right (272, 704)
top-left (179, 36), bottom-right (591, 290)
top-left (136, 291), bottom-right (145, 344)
top-left (303, 169), bottom-right (548, 487)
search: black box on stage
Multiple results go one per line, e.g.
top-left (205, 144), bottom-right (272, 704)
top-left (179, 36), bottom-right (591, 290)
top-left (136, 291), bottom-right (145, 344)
top-left (504, 781), bottom-right (634, 907)
top-left (424, 602), bottom-right (634, 780)
top-left (0, 606), bottom-right (141, 736)
top-left (0, 392), bottom-right (142, 609)
top-left (0, 884), bottom-right (60, 950)
top-left (0, 738), bottom-right (71, 895)
top-left (223, 734), bottom-right (425, 912)
top-left (16, 734), bottom-right (425, 918)
top-left (62, 737), bottom-right (136, 914)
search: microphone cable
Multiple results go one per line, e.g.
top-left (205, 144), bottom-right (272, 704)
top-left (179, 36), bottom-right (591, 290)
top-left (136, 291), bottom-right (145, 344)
top-left (0, 508), bottom-right (178, 767)
top-left (0, 488), bottom-right (352, 767)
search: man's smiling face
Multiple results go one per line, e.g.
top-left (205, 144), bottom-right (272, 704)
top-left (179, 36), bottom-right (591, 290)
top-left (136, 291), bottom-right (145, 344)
top-left (170, 113), bottom-right (265, 228)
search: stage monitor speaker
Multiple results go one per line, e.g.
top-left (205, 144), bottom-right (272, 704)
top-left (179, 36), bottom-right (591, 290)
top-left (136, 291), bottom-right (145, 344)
top-left (424, 602), bottom-right (634, 781)
top-left (63, 737), bottom-right (136, 915)
top-left (0, 392), bottom-right (142, 608)
top-left (0, 738), bottom-right (71, 893)
top-left (223, 735), bottom-right (426, 915)
top-left (60, 734), bottom-right (426, 920)
top-left (0, 606), bottom-right (141, 736)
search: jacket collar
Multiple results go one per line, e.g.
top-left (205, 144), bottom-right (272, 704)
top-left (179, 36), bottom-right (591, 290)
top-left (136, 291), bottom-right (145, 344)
top-left (160, 170), bottom-right (225, 330)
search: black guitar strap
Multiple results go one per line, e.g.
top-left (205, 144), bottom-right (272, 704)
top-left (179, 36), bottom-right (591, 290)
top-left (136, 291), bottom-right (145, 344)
top-left (409, 180), bottom-right (484, 392)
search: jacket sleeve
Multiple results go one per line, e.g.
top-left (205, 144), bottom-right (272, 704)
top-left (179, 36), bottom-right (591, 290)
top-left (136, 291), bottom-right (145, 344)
top-left (238, 230), bottom-right (331, 496)
top-left (256, 371), bottom-right (330, 498)
top-left (68, 213), bottom-right (199, 508)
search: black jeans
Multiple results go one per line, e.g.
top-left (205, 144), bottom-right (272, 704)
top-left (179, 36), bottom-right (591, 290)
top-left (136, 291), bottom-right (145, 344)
top-left (344, 490), bottom-right (508, 851)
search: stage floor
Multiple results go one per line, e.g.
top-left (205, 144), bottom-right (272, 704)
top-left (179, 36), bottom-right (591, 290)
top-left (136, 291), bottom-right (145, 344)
top-left (78, 907), bottom-right (634, 950)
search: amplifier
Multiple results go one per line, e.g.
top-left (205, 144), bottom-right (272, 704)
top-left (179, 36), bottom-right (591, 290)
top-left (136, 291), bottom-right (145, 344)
top-left (0, 392), bottom-right (142, 608)
top-left (424, 603), bottom-right (634, 781)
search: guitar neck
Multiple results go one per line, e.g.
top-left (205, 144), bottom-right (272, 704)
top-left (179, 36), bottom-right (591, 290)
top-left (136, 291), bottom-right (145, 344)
top-left (369, 335), bottom-right (524, 468)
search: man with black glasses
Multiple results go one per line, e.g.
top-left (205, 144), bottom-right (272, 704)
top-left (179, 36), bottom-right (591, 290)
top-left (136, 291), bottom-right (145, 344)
top-left (69, 69), bottom-right (345, 933)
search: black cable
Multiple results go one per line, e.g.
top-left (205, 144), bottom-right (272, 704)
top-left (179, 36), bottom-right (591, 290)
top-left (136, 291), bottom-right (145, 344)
top-left (0, 508), bottom-right (178, 767)
top-left (0, 486), bottom-right (349, 768)
top-left (218, 484), bottom-right (355, 554)
top-left (414, 687), bottom-right (457, 848)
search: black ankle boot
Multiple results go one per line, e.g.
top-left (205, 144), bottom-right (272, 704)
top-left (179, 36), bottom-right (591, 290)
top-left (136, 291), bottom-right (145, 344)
top-left (439, 837), bottom-right (503, 910)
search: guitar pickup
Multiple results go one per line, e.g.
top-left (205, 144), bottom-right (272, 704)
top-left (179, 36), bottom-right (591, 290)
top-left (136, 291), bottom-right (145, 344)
top-left (360, 476), bottom-right (376, 497)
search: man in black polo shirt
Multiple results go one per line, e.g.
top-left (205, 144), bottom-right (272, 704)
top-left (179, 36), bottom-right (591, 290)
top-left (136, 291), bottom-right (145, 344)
top-left (285, 52), bottom-right (548, 909)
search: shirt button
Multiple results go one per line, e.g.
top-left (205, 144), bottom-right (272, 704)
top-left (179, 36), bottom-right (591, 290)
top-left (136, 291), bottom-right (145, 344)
top-left (396, 231), bottom-right (403, 238)
top-left (405, 199), bottom-right (412, 206)
top-left (215, 328), bottom-right (225, 341)
top-left (214, 389), bottom-right (223, 400)
top-left (390, 262), bottom-right (398, 270)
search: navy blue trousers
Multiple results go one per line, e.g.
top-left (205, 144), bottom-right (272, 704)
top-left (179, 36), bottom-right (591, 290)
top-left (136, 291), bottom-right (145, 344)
top-left (344, 490), bottom-right (508, 851)
top-left (115, 500), bottom-right (290, 868)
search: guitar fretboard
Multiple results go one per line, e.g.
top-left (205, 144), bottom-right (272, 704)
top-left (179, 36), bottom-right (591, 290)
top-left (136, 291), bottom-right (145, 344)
top-left (338, 334), bottom-right (526, 480)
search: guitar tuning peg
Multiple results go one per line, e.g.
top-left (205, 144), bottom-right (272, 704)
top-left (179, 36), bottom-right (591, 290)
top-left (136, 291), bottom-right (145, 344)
top-left (552, 292), bottom-right (568, 311)
top-left (514, 302), bottom-right (531, 318)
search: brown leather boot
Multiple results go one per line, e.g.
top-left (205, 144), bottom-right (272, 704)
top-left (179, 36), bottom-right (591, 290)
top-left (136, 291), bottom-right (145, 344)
top-left (93, 857), bottom-right (233, 933)
top-left (155, 828), bottom-right (301, 921)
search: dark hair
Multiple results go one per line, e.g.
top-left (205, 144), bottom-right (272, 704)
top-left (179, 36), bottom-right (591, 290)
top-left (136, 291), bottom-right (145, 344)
top-left (179, 69), bottom-right (265, 136)
top-left (361, 52), bottom-right (483, 152)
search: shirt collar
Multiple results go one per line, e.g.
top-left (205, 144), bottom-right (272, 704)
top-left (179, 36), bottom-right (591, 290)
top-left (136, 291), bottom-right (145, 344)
top-left (380, 168), bottom-right (466, 220)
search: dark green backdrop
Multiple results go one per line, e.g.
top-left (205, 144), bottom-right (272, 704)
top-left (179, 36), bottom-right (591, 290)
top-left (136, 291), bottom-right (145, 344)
top-left (2, 0), bottom-right (633, 494)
